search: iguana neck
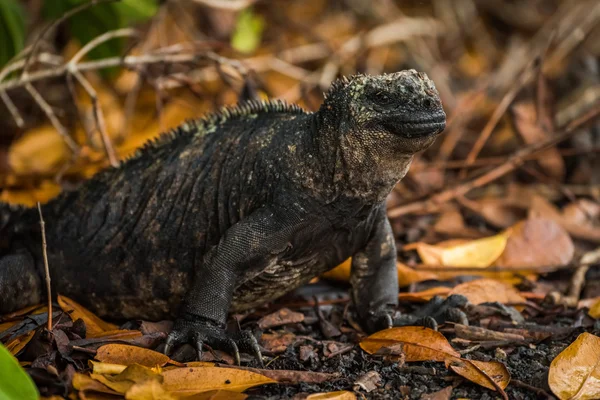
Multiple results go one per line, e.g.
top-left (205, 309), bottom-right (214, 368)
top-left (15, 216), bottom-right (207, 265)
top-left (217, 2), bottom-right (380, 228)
top-left (296, 109), bottom-right (413, 205)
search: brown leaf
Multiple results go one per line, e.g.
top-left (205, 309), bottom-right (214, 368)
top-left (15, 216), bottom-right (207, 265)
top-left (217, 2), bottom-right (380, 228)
top-left (96, 344), bottom-right (170, 367)
top-left (57, 295), bottom-right (118, 336)
top-left (548, 332), bottom-right (600, 399)
top-left (260, 331), bottom-right (295, 353)
top-left (6, 330), bottom-right (35, 356)
top-left (420, 386), bottom-right (453, 400)
top-left (185, 390), bottom-right (248, 400)
top-left (512, 101), bottom-right (565, 180)
top-left (257, 308), bottom-right (304, 329)
top-left (447, 359), bottom-right (510, 392)
top-left (221, 365), bottom-right (339, 384)
top-left (162, 367), bottom-right (275, 395)
top-left (397, 287), bottom-right (452, 302)
top-left (360, 326), bottom-right (460, 361)
top-left (449, 279), bottom-right (526, 305)
top-left (495, 218), bottom-right (574, 267)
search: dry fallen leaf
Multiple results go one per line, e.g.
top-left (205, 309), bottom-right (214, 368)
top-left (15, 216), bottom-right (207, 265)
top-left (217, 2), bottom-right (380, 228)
top-left (57, 295), bottom-right (118, 336)
top-left (161, 367), bottom-right (275, 395)
top-left (91, 364), bottom-right (163, 394)
top-left (589, 299), bottom-right (600, 320)
top-left (72, 372), bottom-right (121, 396)
top-left (406, 232), bottom-right (509, 268)
top-left (187, 390), bottom-right (249, 400)
top-left (5, 330), bottom-right (35, 356)
top-left (420, 386), bottom-right (453, 400)
top-left (449, 279), bottom-right (526, 305)
top-left (446, 358), bottom-right (510, 392)
top-left (323, 258), bottom-right (437, 287)
top-left (360, 326), bottom-right (460, 361)
top-left (495, 218), bottom-right (574, 268)
top-left (306, 391), bottom-right (357, 399)
top-left (95, 344), bottom-right (170, 367)
top-left (257, 308), bottom-right (304, 329)
top-left (548, 332), bottom-right (600, 400)
top-left (125, 379), bottom-right (175, 400)
top-left (397, 287), bottom-right (452, 302)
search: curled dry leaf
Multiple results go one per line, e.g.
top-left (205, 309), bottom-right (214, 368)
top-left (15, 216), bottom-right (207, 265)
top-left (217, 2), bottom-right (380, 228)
top-left (449, 279), bottom-right (526, 305)
top-left (90, 360), bottom-right (128, 375)
top-left (6, 330), bottom-right (35, 356)
top-left (494, 218), bottom-right (574, 268)
top-left (397, 287), bottom-right (451, 302)
top-left (446, 358), bottom-right (510, 392)
top-left (57, 295), bottom-right (118, 336)
top-left (72, 373), bottom-right (120, 396)
top-left (589, 299), bottom-right (600, 320)
top-left (548, 332), bottom-right (600, 400)
top-left (306, 391), bottom-right (357, 399)
top-left (162, 367), bottom-right (275, 395)
top-left (95, 344), bottom-right (170, 367)
top-left (359, 326), bottom-right (460, 361)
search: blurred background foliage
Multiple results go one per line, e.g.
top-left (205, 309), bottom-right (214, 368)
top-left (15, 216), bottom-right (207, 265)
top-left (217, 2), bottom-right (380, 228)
top-left (0, 0), bottom-right (598, 210)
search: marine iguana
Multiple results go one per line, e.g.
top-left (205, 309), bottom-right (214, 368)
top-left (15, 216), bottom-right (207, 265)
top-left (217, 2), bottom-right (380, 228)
top-left (0, 70), bottom-right (464, 364)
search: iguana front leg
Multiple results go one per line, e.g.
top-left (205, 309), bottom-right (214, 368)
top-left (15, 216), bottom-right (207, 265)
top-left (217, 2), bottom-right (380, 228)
top-left (350, 206), bottom-right (468, 333)
top-left (350, 206), bottom-right (400, 333)
top-left (164, 205), bottom-right (303, 365)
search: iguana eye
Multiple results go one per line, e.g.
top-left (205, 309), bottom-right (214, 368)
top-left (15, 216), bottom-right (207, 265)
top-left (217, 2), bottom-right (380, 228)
top-left (372, 91), bottom-right (393, 106)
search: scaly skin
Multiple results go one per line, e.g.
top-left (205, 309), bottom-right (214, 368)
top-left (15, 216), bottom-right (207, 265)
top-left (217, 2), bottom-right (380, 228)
top-left (0, 70), bottom-right (461, 363)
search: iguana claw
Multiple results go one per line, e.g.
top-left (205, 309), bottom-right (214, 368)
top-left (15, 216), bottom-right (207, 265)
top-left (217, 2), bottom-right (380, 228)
top-left (164, 317), bottom-right (263, 367)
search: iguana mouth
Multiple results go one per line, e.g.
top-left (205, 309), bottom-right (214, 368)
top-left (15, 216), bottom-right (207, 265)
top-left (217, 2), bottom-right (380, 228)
top-left (382, 113), bottom-right (446, 138)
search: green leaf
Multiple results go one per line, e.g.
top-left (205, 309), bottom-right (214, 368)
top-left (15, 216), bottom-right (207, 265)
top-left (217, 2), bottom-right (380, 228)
top-left (231, 8), bottom-right (265, 54)
top-left (42, 0), bottom-right (158, 62)
top-left (0, 0), bottom-right (26, 67)
top-left (0, 343), bottom-right (38, 400)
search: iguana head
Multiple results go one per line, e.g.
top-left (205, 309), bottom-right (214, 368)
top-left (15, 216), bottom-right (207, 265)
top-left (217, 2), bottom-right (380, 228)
top-left (321, 70), bottom-right (446, 156)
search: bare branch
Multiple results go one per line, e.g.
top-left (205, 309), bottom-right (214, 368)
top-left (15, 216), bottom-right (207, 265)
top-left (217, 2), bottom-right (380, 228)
top-left (68, 28), bottom-right (138, 66)
top-left (71, 71), bottom-right (118, 166)
top-left (25, 82), bottom-right (79, 153)
top-left (36, 202), bottom-right (52, 331)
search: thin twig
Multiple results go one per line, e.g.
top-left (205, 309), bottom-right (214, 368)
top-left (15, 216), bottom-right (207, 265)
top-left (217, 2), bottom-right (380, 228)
top-left (20, 0), bottom-right (120, 78)
top-left (37, 203), bottom-right (52, 331)
top-left (71, 70), bottom-right (119, 166)
top-left (0, 91), bottom-right (24, 127)
top-left (25, 82), bottom-right (79, 153)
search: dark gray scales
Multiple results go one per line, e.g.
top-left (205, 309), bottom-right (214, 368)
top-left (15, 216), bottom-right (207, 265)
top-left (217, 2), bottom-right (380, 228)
top-left (0, 70), bottom-right (465, 364)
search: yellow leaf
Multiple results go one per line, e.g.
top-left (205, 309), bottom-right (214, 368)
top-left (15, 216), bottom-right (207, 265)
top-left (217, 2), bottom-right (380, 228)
top-left (322, 259), bottom-right (437, 287)
top-left (91, 364), bottom-right (163, 394)
top-left (72, 373), bottom-right (120, 396)
top-left (406, 232), bottom-right (509, 268)
top-left (397, 287), bottom-right (451, 303)
top-left (162, 367), bottom-right (275, 395)
top-left (95, 344), bottom-right (170, 367)
top-left (89, 360), bottom-right (127, 375)
top-left (8, 125), bottom-right (69, 176)
top-left (589, 299), bottom-right (600, 319)
top-left (57, 295), bottom-right (118, 335)
top-left (125, 379), bottom-right (175, 400)
top-left (449, 279), bottom-right (526, 306)
top-left (5, 330), bottom-right (35, 356)
top-left (359, 326), bottom-right (460, 361)
top-left (548, 332), bottom-right (600, 400)
top-left (307, 391), bottom-right (357, 399)
top-left (440, 232), bottom-right (509, 267)
top-left (447, 359), bottom-right (510, 391)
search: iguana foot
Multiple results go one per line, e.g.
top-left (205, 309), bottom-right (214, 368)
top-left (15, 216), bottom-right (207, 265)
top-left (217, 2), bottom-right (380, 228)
top-left (364, 294), bottom-right (469, 333)
top-left (164, 316), bottom-right (263, 367)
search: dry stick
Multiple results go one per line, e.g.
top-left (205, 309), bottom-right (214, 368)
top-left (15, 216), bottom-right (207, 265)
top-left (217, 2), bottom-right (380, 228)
top-left (36, 203), bottom-right (52, 331)
top-left (24, 83), bottom-right (79, 153)
top-left (20, 0), bottom-right (120, 78)
top-left (0, 91), bottom-right (24, 128)
top-left (460, 61), bottom-right (536, 177)
top-left (388, 103), bottom-right (600, 218)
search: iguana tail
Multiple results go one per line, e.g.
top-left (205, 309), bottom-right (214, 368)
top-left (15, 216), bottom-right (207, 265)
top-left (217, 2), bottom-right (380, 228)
top-left (0, 202), bottom-right (43, 314)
